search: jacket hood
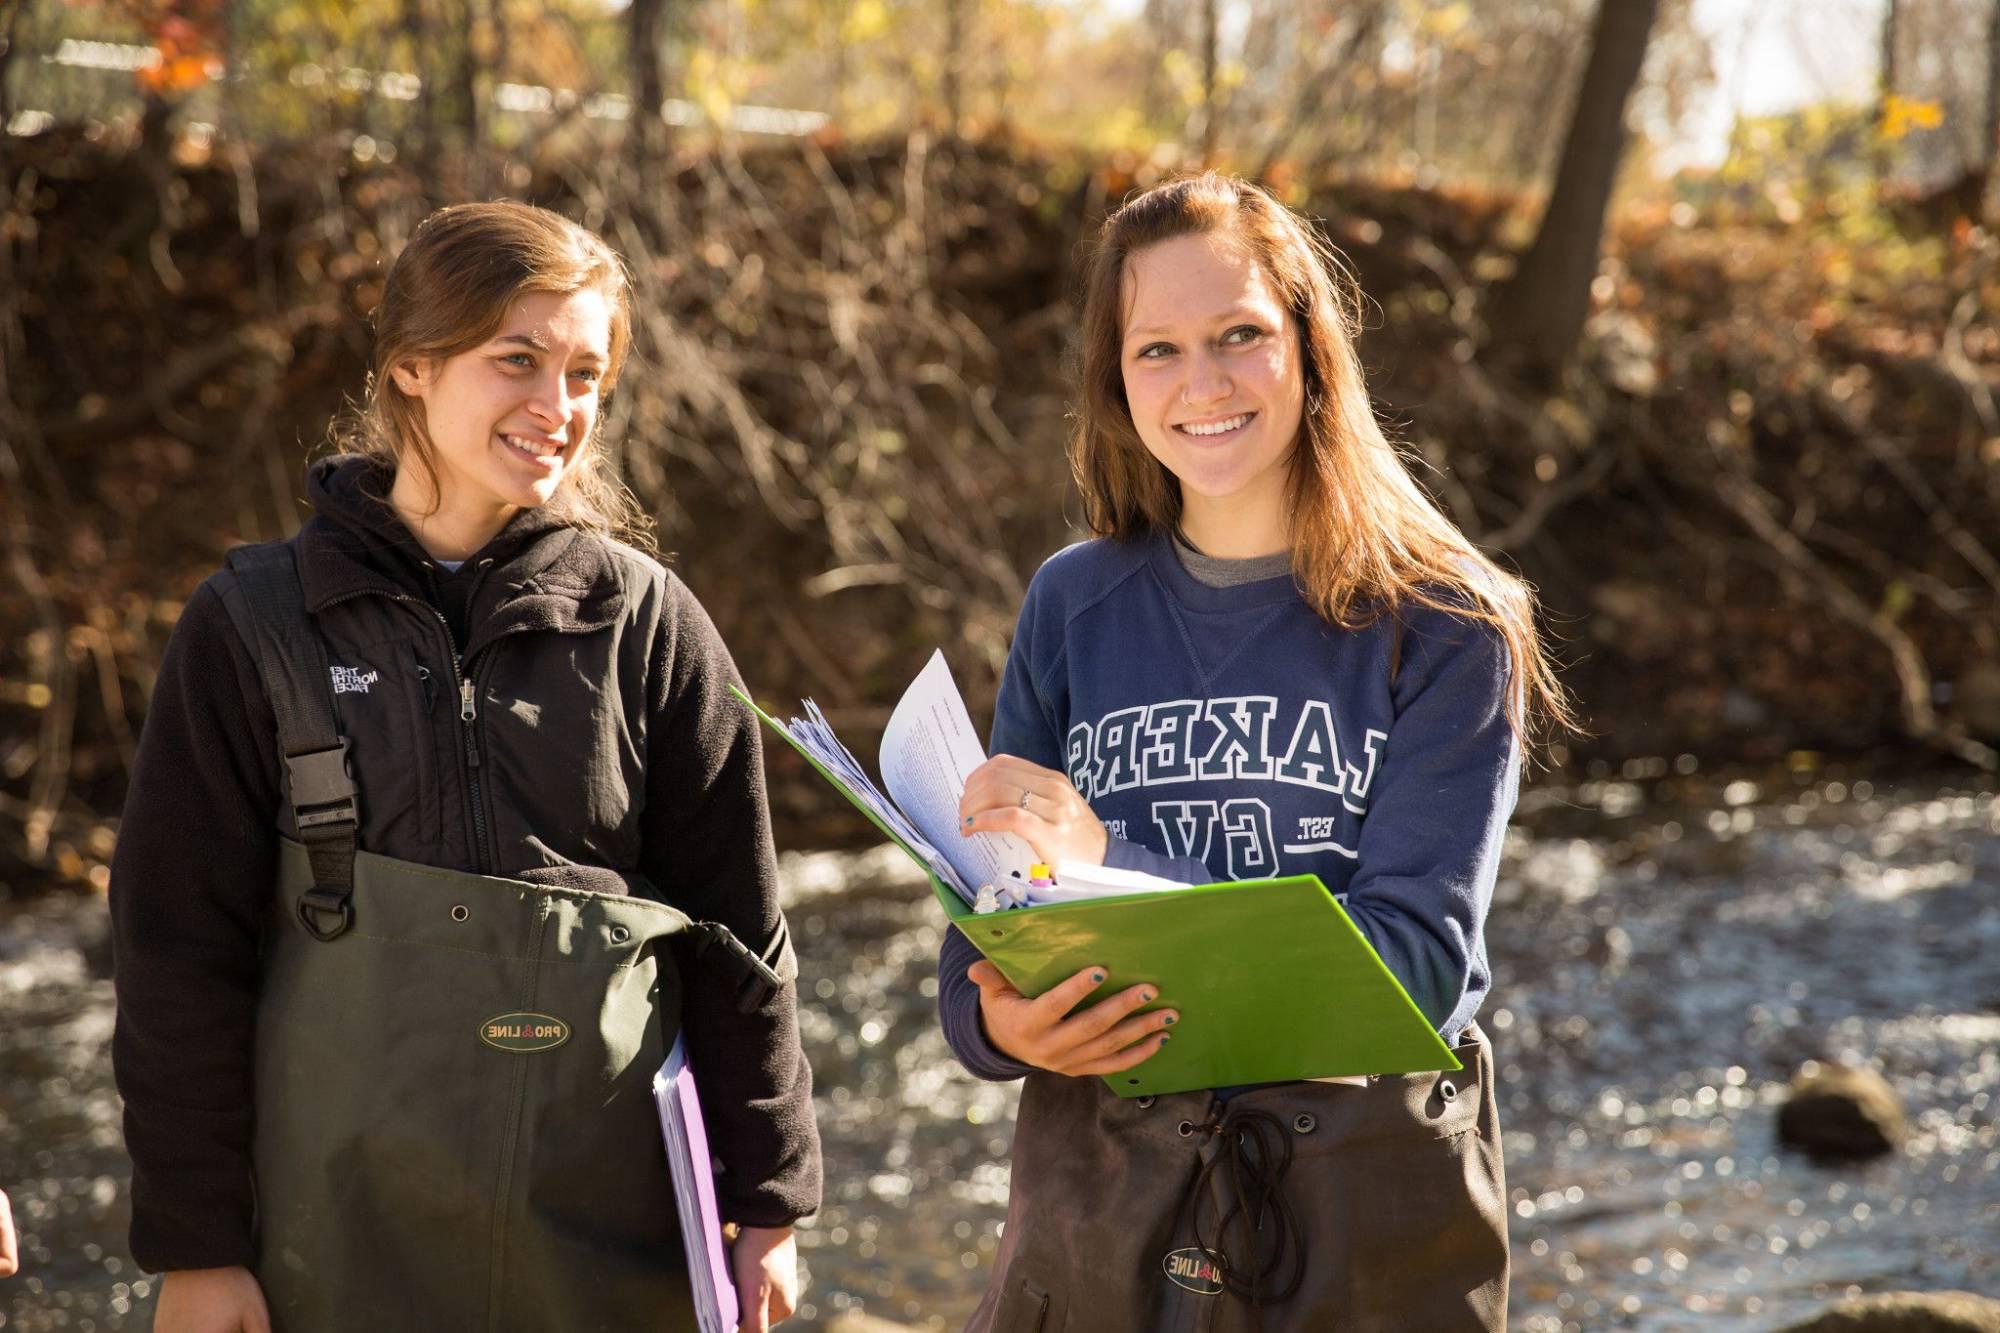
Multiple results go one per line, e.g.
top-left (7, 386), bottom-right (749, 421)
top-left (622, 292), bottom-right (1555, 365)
top-left (295, 455), bottom-right (629, 646)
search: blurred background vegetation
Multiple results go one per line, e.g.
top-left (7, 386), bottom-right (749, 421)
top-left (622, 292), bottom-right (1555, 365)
top-left (3, 0), bottom-right (2000, 895)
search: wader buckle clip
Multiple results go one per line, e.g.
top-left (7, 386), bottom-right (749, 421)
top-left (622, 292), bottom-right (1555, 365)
top-left (693, 920), bottom-right (788, 1010)
top-left (286, 742), bottom-right (357, 941)
top-left (285, 740), bottom-right (359, 832)
top-left (296, 886), bottom-right (354, 941)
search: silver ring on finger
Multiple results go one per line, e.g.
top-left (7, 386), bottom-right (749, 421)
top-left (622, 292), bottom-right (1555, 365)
top-left (1018, 786), bottom-right (1033, 811)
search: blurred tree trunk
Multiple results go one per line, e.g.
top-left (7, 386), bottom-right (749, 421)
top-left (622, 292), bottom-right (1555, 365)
top-left (1198, 0), bottom-right (1219, 161)
top-left (989, 38), bottom-right (1016, 127)
top-left (1350, 2), bottom-right (1386, 176)
top-left (830, 22), bottom-right (848, 124)
top-left (1485, 0), bottom-right (1660, 379)
top-left (1416, 41), bottom-right (1440, 170)
top-left (487, 0), bottom-right (509, 98)
top-left (1141, 0), bottom-right (1180, 133)
top-left (217, 0), bottom-right (238, 139)
top-left (943, 0), bottom-right (965, 133)
top-left (1875, 0), bottom-right (1900, 184)
top-left (1985, 0), bottom-right (2000, 222)
top-left (628, 0), bottom-right (670, 162)
top-left (401, 0), bottom-right (438, 168)
top-left (449, 0), bottom-right (482, 147)
top-left (0, 0), bottom-right (30, 129)
top-left (139, 91), bottom-right (178, 156)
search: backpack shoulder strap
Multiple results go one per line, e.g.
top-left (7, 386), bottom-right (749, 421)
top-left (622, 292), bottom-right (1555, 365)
top-left (221, 540), bottom-right (359, 941)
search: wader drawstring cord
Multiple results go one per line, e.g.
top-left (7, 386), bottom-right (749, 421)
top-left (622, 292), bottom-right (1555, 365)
top-left (1171, 1107), bottom-right (1305, 1324)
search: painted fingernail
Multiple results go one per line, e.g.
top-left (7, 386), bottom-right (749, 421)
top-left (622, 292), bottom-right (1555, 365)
top-left (1091, 970), bottom-right (1106, 983)
top-left (1140, 990), bottom-right (1156, 1003)
top-left (1163, 1014), bottom-right (1177, 1026)
top-left (963, 816), bottom-right (974, 826)
top-left (1160, 1033), bottom-right (1172, 1044)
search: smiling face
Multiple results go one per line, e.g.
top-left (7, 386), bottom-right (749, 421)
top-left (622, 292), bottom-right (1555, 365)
top-left (389, 286), bottom-right (613, 558)
top-left (1119, 230), bottom-right (1306, 557)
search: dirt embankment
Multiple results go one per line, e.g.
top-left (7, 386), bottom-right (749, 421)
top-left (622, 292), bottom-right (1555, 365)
top-left (3, 128), bottom-right (1996, 887)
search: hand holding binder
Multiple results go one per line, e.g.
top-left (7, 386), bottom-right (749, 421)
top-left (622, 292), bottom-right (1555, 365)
top-left (966, 956), bottom-right (1177, 1077)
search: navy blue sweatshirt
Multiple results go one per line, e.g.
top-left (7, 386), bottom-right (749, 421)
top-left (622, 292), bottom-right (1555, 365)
top-left (937, 532), bottom-right (1521, 1082)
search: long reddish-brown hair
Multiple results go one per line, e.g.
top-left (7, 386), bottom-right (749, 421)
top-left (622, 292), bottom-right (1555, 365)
top-left (1070, 172), bottom-right (1574, 747)
top-left (333, 200), bottom-right (650, 548)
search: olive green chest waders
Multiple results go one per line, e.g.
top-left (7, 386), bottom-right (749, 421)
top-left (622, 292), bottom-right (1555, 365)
top-left (221, 544), bottom-right (781, 1332)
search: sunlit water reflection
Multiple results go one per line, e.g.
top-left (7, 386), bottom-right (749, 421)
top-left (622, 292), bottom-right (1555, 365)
top-left (3, 771), bottom-right (1995, 1330)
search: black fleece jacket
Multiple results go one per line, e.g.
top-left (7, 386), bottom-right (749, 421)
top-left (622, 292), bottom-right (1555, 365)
top-left (109, 457), bottom-right (821, 1271)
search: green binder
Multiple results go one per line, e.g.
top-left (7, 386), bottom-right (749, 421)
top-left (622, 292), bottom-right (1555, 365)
top-left (737, 688), bottom-right (1461, 1098)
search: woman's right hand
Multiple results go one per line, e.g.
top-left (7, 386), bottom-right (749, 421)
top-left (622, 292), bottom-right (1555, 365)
top-left (154, 1267), bottom-right (271, 1333)
top-left (969, 960), bottom-right (1177, 1075)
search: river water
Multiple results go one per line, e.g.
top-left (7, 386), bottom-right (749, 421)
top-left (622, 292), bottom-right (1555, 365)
top-left (3, 766), bottom-right (1996, 1330)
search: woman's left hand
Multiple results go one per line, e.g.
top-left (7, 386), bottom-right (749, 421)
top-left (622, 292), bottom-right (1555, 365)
top-left (731, 1224), bottom-right (798, 1332)
top-left (0, 1188), bottom-right (17, 1278)
top-left (959, 755), bottom-right (1109, 867)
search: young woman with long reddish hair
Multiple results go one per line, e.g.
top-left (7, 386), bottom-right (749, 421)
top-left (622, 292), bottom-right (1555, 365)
top-left (941, 173), bottom-right (1572, 1331)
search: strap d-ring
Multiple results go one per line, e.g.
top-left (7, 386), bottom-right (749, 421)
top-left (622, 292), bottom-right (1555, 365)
top-left (297, 887), bottom-right (354, 941)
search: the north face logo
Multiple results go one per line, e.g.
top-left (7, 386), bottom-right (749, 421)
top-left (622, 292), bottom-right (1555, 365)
top-left (330, 665), bottom-right (381, 695)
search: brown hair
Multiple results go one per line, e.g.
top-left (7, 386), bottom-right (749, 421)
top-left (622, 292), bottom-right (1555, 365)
top-left (334, 200), bottom-right (650, 548)
top-left (1070, 172), bottom-right (1576, 749)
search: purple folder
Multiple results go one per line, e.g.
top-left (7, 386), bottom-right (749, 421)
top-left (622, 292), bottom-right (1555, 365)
top-left (654, 1036), bottom-right (741, 1333)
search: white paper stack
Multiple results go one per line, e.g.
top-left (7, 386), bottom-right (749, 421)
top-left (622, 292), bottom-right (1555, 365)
top-left (763, 651), bottom-right (1039, 905)
top-left (876, 652), bottom-right (1041, 898)
top-left (653, 1036), bottom-right (740, 1333)
top-left (771, 697), bottom-right (974, 900)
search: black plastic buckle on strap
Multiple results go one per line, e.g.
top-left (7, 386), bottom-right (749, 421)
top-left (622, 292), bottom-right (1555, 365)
top-left (285, 742), bottom-right (358, 941)
top-left (694, 920), bottom-right (789, 1011)
top-left (285, 740), bottom-right (359, 832)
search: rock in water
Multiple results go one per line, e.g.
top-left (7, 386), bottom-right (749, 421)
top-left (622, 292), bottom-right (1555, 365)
top-left (1776, 1290), bottom-right (2000, 1331)
top-left (1776, 1061), bottom-right (1906, 1158)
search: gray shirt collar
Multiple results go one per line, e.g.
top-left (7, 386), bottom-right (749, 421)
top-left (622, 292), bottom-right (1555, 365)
top-left (1172, 531), bottom-right (1294, 589)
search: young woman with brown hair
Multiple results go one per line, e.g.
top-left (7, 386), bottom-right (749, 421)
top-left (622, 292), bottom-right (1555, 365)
top-left (940, 173), bottom-right (1573, 1330)
top-left (111, 201), bottom-right (818, 1332)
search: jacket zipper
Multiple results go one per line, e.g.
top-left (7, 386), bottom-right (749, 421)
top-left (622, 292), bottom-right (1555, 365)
top-left (456, 661), bottom-right (489, 873)
top-left (321, 589), bottom-right (492, 874)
